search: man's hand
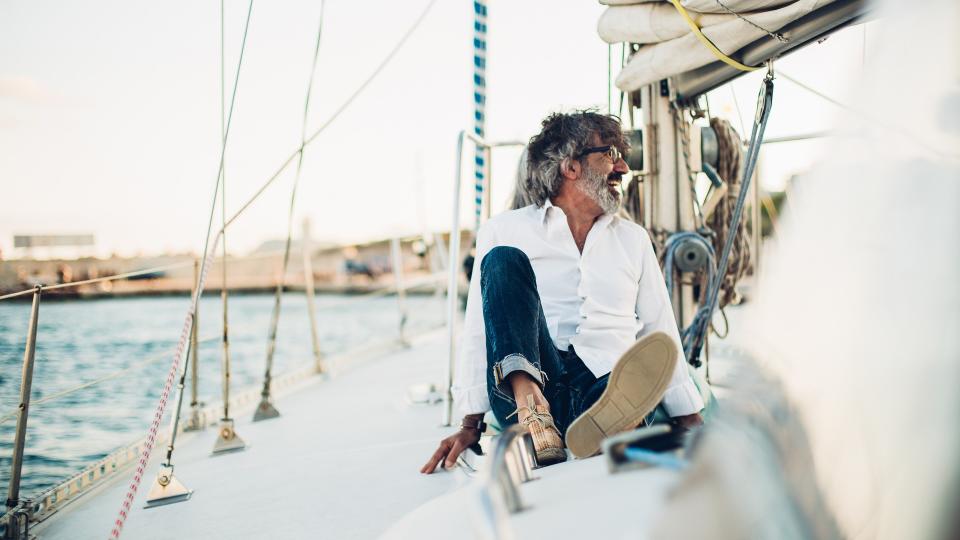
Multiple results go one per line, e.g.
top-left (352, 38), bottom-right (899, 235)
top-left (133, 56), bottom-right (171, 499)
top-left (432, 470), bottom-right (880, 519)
top-left (420, 427), bottom-right (482, 474)
top-left (671, 412), bottom-right (704, 429)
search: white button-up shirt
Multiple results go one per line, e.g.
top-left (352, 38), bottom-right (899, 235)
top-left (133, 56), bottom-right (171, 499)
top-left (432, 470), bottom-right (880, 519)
top-left (452, 200), bottom-right (704, 418)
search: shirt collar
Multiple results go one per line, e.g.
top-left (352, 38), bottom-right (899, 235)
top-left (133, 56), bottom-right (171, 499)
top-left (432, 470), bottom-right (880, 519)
top-left (538, 198), bottom-right (618, 229)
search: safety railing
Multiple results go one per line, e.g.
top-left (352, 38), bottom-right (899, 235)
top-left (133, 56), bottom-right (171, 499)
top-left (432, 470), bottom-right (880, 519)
top-left (0, 235), bottom-right (445, 538)
top-left (442, 130), bottom-right (526, 426)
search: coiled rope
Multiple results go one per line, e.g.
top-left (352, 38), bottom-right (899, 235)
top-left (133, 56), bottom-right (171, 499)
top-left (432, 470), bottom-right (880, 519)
top-left (707, 116), bottom-right (751, 309)
top-left (686, 71), bottom-right (775, 368)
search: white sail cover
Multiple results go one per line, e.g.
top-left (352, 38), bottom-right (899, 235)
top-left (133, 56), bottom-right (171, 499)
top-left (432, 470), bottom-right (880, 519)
top-left (598, 0), bottom-right (838, 91)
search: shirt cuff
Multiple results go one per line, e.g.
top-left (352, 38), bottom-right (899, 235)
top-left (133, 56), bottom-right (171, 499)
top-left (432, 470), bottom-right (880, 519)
top-left (452, 383), bottom-right (490, 416)
top-left (661, 380), bottom-right (704, 417)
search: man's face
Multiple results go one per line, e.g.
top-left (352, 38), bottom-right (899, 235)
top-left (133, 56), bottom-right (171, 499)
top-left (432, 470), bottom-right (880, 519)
top-left (575, 134), bottom-right (629, 215)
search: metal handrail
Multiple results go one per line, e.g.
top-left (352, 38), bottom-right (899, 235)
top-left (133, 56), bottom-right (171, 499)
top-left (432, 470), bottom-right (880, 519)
top-left (0, 323), bottom-right (442, 533)
top-left (442, 130), bottom-right (527, 426)
top-left (480, 425), bottom-right (537, 518)
top-left (320, 271), bottom-right (446, 311)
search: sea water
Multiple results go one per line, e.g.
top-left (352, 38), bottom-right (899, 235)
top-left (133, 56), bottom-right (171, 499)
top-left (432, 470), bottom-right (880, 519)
top-left (0, 292), bottom-right (446, 499)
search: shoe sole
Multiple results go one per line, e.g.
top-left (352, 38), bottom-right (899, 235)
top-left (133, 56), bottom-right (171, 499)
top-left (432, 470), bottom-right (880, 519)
top-left (536, 447), bottom-right (567, 466)
top-left (565, 332), bottom-right (678, 459)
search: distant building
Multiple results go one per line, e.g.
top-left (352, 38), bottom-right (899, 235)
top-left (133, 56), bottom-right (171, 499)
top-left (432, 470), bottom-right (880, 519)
top-left (12, 234), bottom-right (96, 260)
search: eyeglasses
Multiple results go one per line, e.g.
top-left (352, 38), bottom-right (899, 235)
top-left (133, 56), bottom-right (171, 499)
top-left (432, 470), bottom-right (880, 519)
top-left (576, 145), bottom-right (623, 163)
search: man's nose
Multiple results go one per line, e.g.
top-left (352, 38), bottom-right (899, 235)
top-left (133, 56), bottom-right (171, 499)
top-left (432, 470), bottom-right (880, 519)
top-left (614, 157), bottom-right (629, 173)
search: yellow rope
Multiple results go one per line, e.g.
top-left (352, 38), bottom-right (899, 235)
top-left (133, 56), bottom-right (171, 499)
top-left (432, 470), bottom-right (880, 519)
top-left (668, 0), bottom-right (759, 72)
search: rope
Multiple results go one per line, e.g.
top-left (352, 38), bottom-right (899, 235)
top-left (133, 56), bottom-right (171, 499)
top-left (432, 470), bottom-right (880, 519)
top-left (707, 117), bottom-right (752, 309)
top-left (673, 106), bottom-right (705, 229)
top-left (712, 0), bottom-right (787, 43)
top-left (687, 72), bottom-right (775, 368)
top-left (109, 234), bottom-right (221, 539)
top-left (0, 262), bottom-right (195, 302)
top-left (668, 0), bottom-right (758, 72)
top-left (260, 2), bottom-right (326, 402)
top-left (473, 0), bottom-right (488, 230)
top-left (110, 0), bottom-right (255, 534)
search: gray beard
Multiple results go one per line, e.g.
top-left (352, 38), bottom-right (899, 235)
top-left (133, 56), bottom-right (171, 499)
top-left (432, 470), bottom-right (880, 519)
top-left (577, 166), bottom-right (621, 215)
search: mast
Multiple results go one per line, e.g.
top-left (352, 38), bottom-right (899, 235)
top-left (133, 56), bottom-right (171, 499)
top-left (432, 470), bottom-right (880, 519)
top-left (640, 83), bottom-right (697, 328)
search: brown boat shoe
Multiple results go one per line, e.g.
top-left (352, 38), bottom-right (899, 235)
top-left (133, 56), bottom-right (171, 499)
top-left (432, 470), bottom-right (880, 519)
top-left (565, 331), bottom-right (678, 459)
top-left (507, 394), bottom-right (568, 466)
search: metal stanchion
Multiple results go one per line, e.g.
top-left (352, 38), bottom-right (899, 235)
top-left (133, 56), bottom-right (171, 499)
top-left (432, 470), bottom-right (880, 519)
top-left (144, 312), bottom-right (196, 508)
top-left (4, 286), bottom-right (41, 539)
top-left (185, 259), bottom-right (206, 432)
top-left (213, 237), bottom-right (245, 454)
top-left (302, 219), bottom-right (324, 373)
top-left (390, 237), bottom-right (409, 346)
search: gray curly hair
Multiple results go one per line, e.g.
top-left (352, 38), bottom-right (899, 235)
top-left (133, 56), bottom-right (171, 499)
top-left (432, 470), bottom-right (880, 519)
top-left (511, 111), bottom-right (627, 209)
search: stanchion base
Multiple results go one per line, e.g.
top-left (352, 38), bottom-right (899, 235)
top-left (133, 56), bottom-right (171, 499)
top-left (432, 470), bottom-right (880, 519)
top-left (183, 407), bottom-right (207, 432)
top-left (212, 419), bottom-right (246, 454)
top-left (253, 398), bottom-right (280, 422)
top-left (144, 466), bottom-right (193, 509)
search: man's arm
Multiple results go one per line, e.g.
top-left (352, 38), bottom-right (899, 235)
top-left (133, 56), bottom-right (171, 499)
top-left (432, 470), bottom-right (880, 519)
top-left (635, 229), bottom-right (705, 418)
top-left (450, 226), bottom-right (494, 414)
top-left (422, 227), bottom-right (495, 473)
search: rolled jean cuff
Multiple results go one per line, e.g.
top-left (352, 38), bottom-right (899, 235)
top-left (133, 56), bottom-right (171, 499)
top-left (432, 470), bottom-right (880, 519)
top-left (493, 354), bottom-right (546, 394)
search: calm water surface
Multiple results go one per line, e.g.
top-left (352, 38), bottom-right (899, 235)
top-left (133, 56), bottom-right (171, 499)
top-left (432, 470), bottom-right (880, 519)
top-left (0, 292), bottom-right (445, 498)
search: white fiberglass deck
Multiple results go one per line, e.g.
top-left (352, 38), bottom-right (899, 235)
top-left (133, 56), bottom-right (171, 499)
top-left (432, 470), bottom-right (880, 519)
top-left (34, 324), bottom-right (742, 540)
top-left (35, 330), bottom-right (460, 539)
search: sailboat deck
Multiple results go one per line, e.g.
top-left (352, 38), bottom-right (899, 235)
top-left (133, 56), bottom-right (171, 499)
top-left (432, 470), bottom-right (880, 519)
top-left (35, 330), bottom-right (459, 539)
top-left (34, 324), bottom-right (743, 539)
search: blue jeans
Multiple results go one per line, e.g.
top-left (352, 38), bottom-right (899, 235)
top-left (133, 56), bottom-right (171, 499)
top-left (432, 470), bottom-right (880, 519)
top-left (481, 246), bottom-right (610, 437)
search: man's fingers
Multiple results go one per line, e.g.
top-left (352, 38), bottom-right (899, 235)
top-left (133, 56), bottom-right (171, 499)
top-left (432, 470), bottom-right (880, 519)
top-left (420, 441), bottom-right (451, 474)
top-left (443, 440), bottom-right (465, 469)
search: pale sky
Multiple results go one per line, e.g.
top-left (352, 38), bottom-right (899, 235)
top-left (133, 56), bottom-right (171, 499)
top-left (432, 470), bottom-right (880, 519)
top-left (0, 1), bottom-right (873, 258)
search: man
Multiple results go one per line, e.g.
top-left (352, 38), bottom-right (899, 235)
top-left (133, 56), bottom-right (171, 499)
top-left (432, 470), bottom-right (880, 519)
top-left (421, 111), bottom-right (704, 474)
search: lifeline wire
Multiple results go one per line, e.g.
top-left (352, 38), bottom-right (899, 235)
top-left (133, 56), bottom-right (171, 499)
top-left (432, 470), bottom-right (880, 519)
top-left (109, 1), bottom-right (255, 537)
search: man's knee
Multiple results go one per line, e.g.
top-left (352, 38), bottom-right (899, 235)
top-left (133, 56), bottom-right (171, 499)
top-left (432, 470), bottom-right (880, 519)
top-left (481, 246), bottom-right (531, 277)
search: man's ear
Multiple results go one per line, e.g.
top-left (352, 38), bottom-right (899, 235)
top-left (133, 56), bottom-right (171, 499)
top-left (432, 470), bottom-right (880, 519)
top-left (560, 157), bottom-right (580, 181)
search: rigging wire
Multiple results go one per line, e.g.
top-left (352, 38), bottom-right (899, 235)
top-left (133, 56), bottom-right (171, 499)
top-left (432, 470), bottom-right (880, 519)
top-left (218, 0), bottom-right (233, 423)
top-left (260, 0), bottom-right (327, 405)
top-left (110, 1), bottom-right (255, 537)
top-left (687, 69), bottom-right (775, 368)
top-left (779, 71), bottom-right (954, 159)
top-left (711, 0), bottom-right (787, 43)
top-left (220, 0), bottom-right (438, 234)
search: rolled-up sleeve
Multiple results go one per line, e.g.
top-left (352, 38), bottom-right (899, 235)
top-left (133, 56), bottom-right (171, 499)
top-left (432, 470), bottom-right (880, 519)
top-left (635, 230), bottom-right (705, 417)
top-left (451, 225), bottom-right (495, 415)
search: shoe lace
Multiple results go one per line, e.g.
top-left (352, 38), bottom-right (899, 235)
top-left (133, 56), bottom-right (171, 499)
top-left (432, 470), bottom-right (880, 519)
top-left (506, 395), bottom-right (558, 432)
